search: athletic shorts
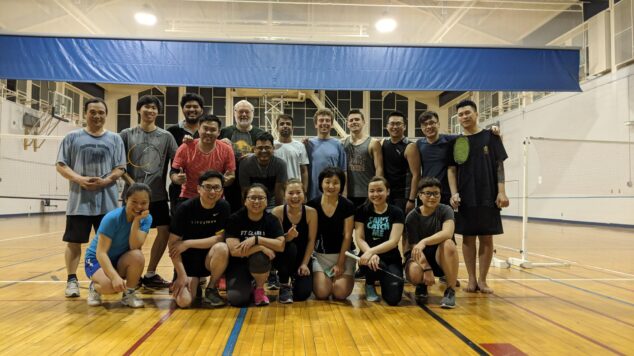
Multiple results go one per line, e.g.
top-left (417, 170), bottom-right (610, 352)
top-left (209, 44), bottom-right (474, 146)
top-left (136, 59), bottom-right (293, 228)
top-left (62, 215), bottom-right (104, 243)
top-left (85, 257), bottom-right (121, 279)
top-left (149, 200), bottom-right (170, 228)
top-left (348, 197), bottom-right (368, 210)
top-left (312, 253), bottom-right (356, 277)
top-left (455, 206), bottom-right (504, 236)
top-left (404, 245), bottom-right (445, 278)
top-left (181, 250), bottom-right (211, 278)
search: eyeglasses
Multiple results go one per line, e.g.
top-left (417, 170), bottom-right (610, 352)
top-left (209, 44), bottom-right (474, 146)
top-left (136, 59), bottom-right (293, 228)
top-left (246, 195), bottom-right (267, 202)
top-left (421, 120), bottom-right (438, 127)
top-left (200, 184), bottom-right (223, 192)
top-left (420, 191), bottom-right (440, 198)
top-left (387, 121), bottom-right (404, 127)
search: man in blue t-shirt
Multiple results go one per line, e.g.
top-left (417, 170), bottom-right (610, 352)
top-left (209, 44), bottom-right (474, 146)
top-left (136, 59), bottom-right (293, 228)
top-left (56, 98), bottom-right (126, 299)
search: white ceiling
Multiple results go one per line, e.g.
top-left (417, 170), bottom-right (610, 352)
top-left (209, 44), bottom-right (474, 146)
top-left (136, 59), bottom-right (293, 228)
top-left (0, 0), bottom-right (584, 46)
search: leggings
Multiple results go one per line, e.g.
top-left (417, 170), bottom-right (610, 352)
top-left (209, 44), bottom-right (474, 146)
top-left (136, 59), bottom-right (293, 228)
top-left (361, 261), bottom-right (404, 306)
top-left (273, 241), bottom-right (313, 301)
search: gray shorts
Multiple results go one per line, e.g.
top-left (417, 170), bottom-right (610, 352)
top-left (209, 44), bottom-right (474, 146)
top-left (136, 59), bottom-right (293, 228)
top-left (312, 253), bottom-right (356, 277)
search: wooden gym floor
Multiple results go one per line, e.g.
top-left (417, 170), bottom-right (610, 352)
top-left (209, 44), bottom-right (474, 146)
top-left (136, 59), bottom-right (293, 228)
top-left (0, 214), bottom-right (632, 355)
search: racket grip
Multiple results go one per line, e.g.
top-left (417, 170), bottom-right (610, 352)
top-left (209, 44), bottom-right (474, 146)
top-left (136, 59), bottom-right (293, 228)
top-left (344, 251), bottom-right (360, 261)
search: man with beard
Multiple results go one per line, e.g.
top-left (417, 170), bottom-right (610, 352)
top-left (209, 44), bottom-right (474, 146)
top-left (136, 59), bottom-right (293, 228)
top-left (56, 98), bottom-right (126, 298)
top-left (274, 114), bottom-right (309, 193)
top-left (219, 100), bottom-right (265, 212)
top-left (167, 93), bottom-right (204, 215)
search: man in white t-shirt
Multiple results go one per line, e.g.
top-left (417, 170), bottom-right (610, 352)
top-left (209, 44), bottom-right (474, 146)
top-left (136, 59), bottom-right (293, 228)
top-left (274, 114), bottom-right (309, 193)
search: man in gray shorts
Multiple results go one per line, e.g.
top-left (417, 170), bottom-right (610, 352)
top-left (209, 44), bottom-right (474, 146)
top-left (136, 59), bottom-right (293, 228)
top-left (56, 98), bottom-right (126, 298)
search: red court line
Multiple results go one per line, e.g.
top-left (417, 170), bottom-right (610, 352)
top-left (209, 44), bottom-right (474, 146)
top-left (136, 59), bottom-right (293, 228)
top-left (481, 343), bottom-right (527, 356)
top-left (494, 294), bottom-right (626, 356)
top-left (123, 303), bottom-right (176, 356)
top-left (496, 275), bottom-right (634, 328)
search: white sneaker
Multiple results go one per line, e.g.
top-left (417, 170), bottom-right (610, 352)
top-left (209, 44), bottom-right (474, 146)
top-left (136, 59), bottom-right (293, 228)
top-left (87, 282), bottom-right (102, 307)
top-left (121, 290), bottom-right (144, 308)
top-left (65, 279), bottom-right (80, 298)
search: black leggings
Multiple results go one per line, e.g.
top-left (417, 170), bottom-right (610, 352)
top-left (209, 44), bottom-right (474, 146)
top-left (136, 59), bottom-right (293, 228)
top-left (225, 253), bottom-right (272, 307)
top-left (273, 241), bottom-right (313, 301)
top-left (361, 262), bottom-right (404, 306)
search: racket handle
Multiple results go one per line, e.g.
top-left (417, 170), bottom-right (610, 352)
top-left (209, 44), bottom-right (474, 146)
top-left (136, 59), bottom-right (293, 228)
top-left (344, 251), bottom-right (360, 261)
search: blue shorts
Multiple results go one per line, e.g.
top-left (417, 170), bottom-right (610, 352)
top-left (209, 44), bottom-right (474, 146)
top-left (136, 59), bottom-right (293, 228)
top-left (84, 258), bottom-right (101, 278)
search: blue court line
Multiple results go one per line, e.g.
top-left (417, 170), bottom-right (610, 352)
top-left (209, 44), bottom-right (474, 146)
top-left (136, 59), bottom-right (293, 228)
top-left (410, 292), bottom-right (488, 355)
top-left (222, 307), bottom-right (248, 356)
top-left (513, 267), bottom-right (634, 308)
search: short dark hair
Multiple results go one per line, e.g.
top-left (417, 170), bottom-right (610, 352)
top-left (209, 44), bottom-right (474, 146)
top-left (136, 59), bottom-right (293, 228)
top-left (314, 108), bottom-right (334, 120)
top-left (418, 177), bottom-right (442, 192)
top-left (255, 131), bottom-right (275, 146)
top-left (244, 183), bottom-right (269, 201)
top-left (418, 110), bottom-right (439, 125)
top-left (180, 93), bottom-right (204, 109)
top-left (136, 95), bottom-right (163, 113)
top-left (83, 97), bottom-right (108, 114)
top-left (198, 170), bottom-right (225, 186)
top-left (276, 114), bottom-right (294, 125)
top-left (386, 110), bottom-right (406, 122)
top-left (125, 183), bottom-right (152, 200)
top-left (318, 166), bottom-right (346, 194)
top-left (456, 99), bottom-right (477, 112)
top-left (199, 114), bottom-right (222, 128)
top-left (347, 109), bottom-right (365, 120)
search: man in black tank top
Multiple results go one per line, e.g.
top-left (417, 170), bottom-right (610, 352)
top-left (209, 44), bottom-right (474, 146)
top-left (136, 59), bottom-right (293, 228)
top-left (382, 111), bottom-right (421, 215)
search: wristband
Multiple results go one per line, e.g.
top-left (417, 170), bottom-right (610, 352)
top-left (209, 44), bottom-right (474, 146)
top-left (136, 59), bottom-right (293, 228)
top-left (254, 236), bottom-right (259, 245)
top-left (423, 268), bottom-right (433, 272)
top-left (408, 199), bottom-right (415, 203)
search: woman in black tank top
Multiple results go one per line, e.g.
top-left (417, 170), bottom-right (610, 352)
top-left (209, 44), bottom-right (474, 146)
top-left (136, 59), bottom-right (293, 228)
top-left (272, 179), bottom-right (317, 302)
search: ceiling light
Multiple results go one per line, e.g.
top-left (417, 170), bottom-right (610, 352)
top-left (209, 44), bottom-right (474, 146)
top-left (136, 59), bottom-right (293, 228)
top-left (375, 18), bottom-right (397, 33)
top-left (134, 9), bottom-right (157, 26)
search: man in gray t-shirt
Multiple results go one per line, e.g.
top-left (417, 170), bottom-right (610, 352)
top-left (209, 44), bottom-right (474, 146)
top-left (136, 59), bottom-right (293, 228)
top-left (239, 132), bottom-right (287, 209)
top-left (274, 114), bottom-right (309, 193)
top-left (403, 177), bottom-right (459, 309)
top-left (119, 95), bottom-right (179, 289)
top-left (56, 98), bottom-right (126, 298)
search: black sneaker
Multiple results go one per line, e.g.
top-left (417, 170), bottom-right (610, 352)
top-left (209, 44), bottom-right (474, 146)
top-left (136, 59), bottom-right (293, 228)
top-left (440, 287), bottom-right (456, 309)
top-left (279, 284), bottom-right (293, 304)
top-left (439, 276), bottom-right (460, 288)
top-left (267, 271), bottom-right (280, 290)
top-left (415, 284), bottom-right (428, 300)
top-left (141, 274), bottom-right (171, 290)
top-left (203, 287), bottom-right (226, 307)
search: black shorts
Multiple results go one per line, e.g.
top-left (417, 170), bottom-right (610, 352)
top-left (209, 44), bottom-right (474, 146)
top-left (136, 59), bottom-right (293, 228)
top-left (455, 206), bottom-right (504, 236)
top-left (389, 196), bottom-right (407, 213)
top-left (404, 247), bottom-right (445, 278)
top-left (348, 197), bottom-right (368, 210)
top-left (149, 200), bottom-right (170, 228)
top-left (62, 215), bottom-right (104, 244)
top-left (181, 250), bottom-right (211, 278)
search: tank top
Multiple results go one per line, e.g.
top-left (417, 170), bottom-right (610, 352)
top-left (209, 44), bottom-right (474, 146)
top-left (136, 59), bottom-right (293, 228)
top-left (282, 204), bottom-right (309, 254)
top-left (343, 136), bottom-right (375, 198)
top-left (382, 138), bottom-right (412, 199)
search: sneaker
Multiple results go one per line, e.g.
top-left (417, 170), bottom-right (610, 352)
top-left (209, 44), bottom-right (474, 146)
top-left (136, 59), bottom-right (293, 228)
top-left (279, 284), bottom-right (293, 304)
top-left (121, 290), bottom-right (145, 308)
top-left (267, 271), bottom-right (280, 290)
top-left (354, 269), bottom-right (366, 280)
top-left (365, 284), bottom-right (380, 302)
top-left (141, 274), bottom-right (171, 290)
top-left (203, 287), bottom-right (225, 307)
top-left (440, 287), bottom-right (456, 309)
top-left (414, 284), bottom-right (428, 300)
top-left (439, 276), bottom-right (460, 288)
top-left (65, 279), bottom-right (80, 298)
top-left (254, 287), bottom-right (270, 306)
top-left (87, 282), bottom-right (102, 307)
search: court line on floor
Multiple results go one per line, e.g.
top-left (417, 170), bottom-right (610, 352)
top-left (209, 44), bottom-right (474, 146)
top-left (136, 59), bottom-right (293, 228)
top-left (408, 292), bottom-right (488, 355)
top-left (537, 266), bottom-right (634, 293)
top-left (489, 271), bottom-right (634, 328)
top-left (0, 251), bottom-right (64, 269)
top-left (508, 267), bottom-right (634, 307)
top-left (0, 266), bottom-right (66, 289)
top-left (123, 303), bottom-right (177, 356)
top-left (0, 231), bottom-right (63, 242)
top-left (222, 307), bottom-right (248, 356)
top-left (493, 293), bottom-right (626, 356)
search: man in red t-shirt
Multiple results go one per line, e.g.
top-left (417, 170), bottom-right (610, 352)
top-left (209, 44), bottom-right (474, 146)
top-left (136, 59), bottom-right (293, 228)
top-left (171, 114), bottom-right (236, 207)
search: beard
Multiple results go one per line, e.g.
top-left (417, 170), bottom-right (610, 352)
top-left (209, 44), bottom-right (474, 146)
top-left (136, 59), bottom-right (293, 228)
top-left (185, 116), bottom-right (200, 125)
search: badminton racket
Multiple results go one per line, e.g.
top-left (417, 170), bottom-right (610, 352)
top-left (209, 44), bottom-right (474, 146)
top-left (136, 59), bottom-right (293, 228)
top-left (344, 251), bottom-right (404, 282)
top-left (127, 142), bottom-right (162, 182)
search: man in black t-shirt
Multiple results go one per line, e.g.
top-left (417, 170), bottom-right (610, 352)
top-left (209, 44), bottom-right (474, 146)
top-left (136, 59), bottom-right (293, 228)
top-left (404, 177), bottom-right (459, 309)
top-left (448, 99), bottom-right (509, 295)
top-left (168, 170), bottom-right (231, 308)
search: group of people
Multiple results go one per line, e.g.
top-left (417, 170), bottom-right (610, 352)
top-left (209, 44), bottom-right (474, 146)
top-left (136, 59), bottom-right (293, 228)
top-left (56, 93), bottom-right (508, 309)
